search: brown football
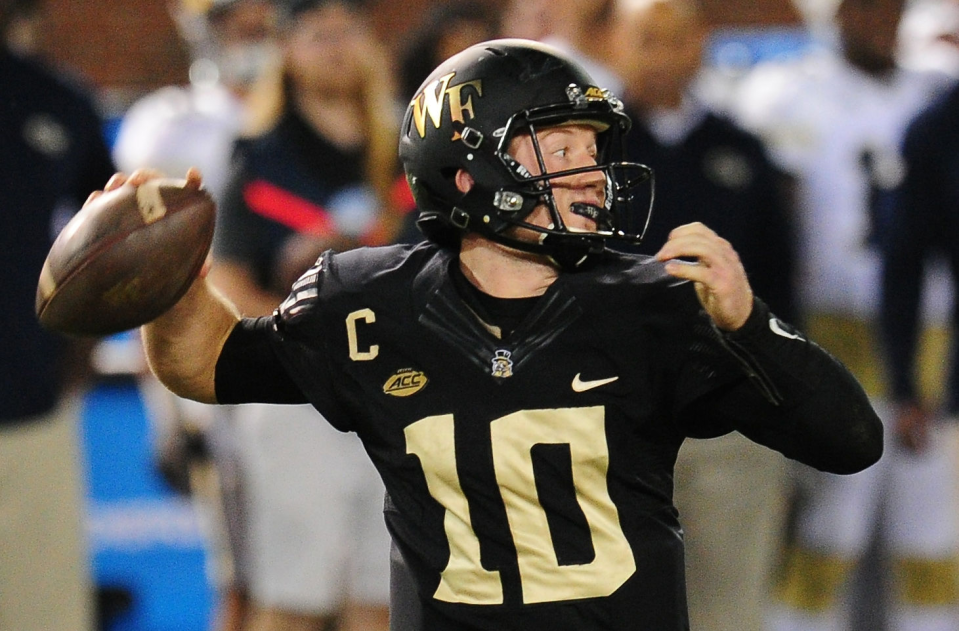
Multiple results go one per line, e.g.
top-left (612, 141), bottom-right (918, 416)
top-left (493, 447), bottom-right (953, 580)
top-left (36, 178), bottom-right (216, 336)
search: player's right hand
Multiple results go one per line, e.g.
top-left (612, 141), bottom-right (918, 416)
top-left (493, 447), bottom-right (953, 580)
top-left (85, 167), bottom-right (203, 208)
top-left (84, 167), bottom-right (212, 279)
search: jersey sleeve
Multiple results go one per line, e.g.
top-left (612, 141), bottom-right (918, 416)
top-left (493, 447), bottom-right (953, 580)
top-left (267, 251), bottom-right (358, 431)
top-left (673, 296), bottom-right (883, 475)
top-left (213, 250), bottom-right (356, 431)
top-left (215, 316), bottom-right (308, 405)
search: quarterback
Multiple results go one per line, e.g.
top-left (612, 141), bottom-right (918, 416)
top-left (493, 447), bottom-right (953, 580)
top-left (99, 40), bottom-right (882, 630)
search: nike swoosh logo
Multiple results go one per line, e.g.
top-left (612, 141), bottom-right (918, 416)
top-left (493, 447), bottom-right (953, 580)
top-left (571, 373), bottom-right (619, 392)
top-left (769, 318), bottom-right (804, 341)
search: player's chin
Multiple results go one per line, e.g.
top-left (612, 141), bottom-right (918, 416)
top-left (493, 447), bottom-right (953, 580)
top-left (513, 220), bottom-right (599, 244)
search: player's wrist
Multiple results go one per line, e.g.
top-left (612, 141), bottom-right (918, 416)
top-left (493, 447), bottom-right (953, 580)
top-left (721, 296), bottom-right (767, 341)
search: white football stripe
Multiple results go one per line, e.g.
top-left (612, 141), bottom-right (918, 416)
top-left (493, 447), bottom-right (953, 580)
top-left (136, 180), bottom-right (168, 225)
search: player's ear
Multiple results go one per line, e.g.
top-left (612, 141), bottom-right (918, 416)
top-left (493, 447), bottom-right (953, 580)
top-left (455, 169), bottom-right (474, 194)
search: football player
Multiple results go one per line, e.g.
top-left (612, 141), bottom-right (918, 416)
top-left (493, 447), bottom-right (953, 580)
top-left (99, 39), bottom-right (882, 630)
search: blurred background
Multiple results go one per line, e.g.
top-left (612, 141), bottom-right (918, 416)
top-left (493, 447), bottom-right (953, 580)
top-left (23, 0), bottom-right (810, 122)
top-left (4, 0), bottom-right (959, 630)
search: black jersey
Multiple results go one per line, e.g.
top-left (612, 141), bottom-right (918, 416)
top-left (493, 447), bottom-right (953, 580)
top-left (216, 242), bottom-right (881, 630)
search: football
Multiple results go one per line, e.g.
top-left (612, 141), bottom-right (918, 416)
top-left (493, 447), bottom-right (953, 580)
top-left (36, 178), bottom-right (216, 336)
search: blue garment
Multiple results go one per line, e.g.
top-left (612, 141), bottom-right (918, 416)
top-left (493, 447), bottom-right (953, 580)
top-left (0, 50), bottom-right (115, 423)
top-left (881, 80), bottom-right (959, 413)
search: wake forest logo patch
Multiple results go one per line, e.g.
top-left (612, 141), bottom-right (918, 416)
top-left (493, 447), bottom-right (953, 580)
top-left (491, 350), bottom-right (514, 379)
top-left (383, 368), bottom-right (429, 397)
top-left (411, 72), bottom-right (483, 140)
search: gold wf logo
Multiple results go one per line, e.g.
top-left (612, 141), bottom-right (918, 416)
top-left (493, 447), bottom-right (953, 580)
top-left (411, 72), bottom-right (483, 139)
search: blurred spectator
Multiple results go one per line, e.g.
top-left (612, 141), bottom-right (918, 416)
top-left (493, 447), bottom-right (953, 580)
top-left (607, 1), bottom-right (796, 629)
top-left (500, 0), bottom-right (623, 96)
top-left (0, 0), bottom-right (116, 629)
top-left (114, 0), bottom-right (278, 203)
top-left (397, 0), bottom-right (496, 103)
top-left (207, 0), bottom-right (397, 629)
top-left (2, 0), bottom-right (36, 51)
top-left (882, 80), bottom-right (959, 451)
top-left (111, 2), bottom-right (280, 629)
top-left (880, 75), bottom-right (959, 625)
top-left (734, 0), bottom-right (957, 629)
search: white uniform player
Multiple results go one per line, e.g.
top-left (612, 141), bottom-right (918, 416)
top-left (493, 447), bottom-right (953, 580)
top-left (734, 15), bottom-right (958, 631)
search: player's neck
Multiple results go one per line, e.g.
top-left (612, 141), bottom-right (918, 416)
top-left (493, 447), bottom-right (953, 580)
top-left (458, 234), bottom-right (558, 299)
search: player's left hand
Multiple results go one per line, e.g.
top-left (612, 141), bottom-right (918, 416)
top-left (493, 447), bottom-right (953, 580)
top-left (655, 222), bottom-right (754, 331)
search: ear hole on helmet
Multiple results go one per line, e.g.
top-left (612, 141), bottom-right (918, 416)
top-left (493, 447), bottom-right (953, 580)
top-left (454, 170), bottom-right (475, 194)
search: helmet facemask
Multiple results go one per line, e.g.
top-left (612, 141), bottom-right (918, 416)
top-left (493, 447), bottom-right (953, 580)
top-left (451, 87), bottom-right (655, 269)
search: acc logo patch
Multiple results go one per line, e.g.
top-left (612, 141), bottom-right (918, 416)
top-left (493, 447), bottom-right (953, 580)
top-left (383, 368), bottom-right (429, 397)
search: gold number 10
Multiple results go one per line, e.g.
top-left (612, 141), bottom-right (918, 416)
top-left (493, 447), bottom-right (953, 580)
top-left (404, 406), bottom-right (636, 605)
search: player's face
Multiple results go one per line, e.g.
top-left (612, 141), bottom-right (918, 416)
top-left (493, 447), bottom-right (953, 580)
top-left (507, 124), bottom-right (606, 234)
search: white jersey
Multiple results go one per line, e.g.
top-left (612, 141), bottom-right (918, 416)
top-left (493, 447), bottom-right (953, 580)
top-left (113, 82), bottom-right (244, 205)
top-left (733, 50), bottom-right (952, 320)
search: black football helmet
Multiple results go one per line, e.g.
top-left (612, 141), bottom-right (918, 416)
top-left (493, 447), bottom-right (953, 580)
top-left (398, 38), bottom-right (654, 269)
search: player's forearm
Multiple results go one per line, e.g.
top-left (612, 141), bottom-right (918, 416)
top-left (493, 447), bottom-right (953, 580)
top-left (716, 300), bottom-right (884, 474)
top-left (766, 369), bottom-right (883, 474)
top-left (141, 277), bottom-right (241, 404)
